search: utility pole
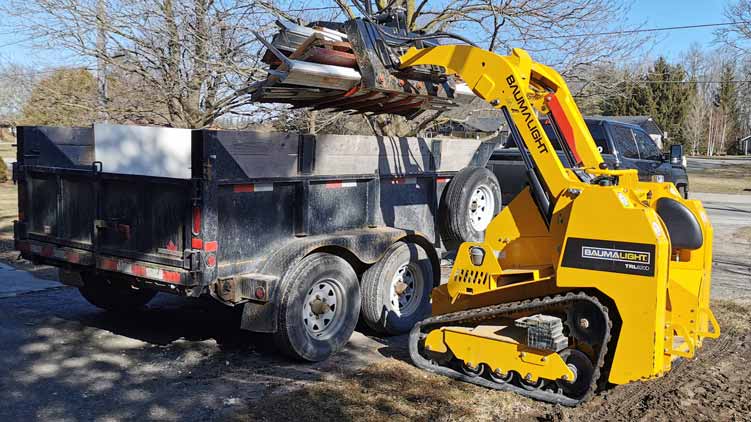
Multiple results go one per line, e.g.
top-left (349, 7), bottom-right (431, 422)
top-left (96, 0), bottom-right (108, 122)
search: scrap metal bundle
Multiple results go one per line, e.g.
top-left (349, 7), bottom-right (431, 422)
top-left (252, 19), bottom-right (477, 118)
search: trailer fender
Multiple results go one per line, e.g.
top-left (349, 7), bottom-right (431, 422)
top-left (240, 227), bottom-right (439, 333)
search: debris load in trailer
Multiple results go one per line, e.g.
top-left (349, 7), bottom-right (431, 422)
top-left (251, 19), bottom-right (477, 118)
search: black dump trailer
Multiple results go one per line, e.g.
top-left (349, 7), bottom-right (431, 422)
top-left (12, 125), bottom-right (501, 361)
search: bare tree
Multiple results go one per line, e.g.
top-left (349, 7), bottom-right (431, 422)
top-left (2, 0), bottom-right (280, 128)
top-left (274, 0), bottom-right (651, 135)
top-left (0, 63), bottom-right (36, 124)
top-left (281, 0), bottom-right (650, 77)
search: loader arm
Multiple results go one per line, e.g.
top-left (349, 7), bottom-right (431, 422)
top-left (399, 45), bottom-right (616, 219)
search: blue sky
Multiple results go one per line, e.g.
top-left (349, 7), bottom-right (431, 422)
top-left (630, 0), bottom-right (726, 58)
top-left (0, 0), bottom-right (733, 67)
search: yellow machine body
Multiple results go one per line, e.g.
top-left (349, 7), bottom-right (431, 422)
top-left (400, 45), bottom-right (719, 392)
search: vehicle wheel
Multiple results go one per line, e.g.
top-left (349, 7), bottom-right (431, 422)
top-left (360, 241), bottom-right (433, 335)
top-left (439, 167), bottom-right (502, 246)
top-left (274, 253), bottom-right (361, 362)
top-left (78, 273), bottom-right (157, 312)
top-left (677, 184), bottom-right (688, 199)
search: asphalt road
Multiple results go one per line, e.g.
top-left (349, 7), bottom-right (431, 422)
top-left (693, 192), bottom-right (751, 300)
top-left (0, 192), bottom-right (749, 421)
top-left (686, 156), bottom-right (751, 172)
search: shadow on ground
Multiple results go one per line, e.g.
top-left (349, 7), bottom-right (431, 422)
top-left (0, 289), bottom-right (393, 421)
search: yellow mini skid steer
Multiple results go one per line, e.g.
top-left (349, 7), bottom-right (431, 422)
top-left (398, 45), bottom-right (720, 406)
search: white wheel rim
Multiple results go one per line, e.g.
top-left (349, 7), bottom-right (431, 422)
top-left (468, 185), bottom-right (495, 231)
top-left (302, 278), bottom-right (343, 338)
top-left (388, 263), bottom-right (422, 317)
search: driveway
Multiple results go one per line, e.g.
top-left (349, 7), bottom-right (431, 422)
top-left (0, 192), bottom-right (748, 421)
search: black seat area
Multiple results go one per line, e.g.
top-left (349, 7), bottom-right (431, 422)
top-left (655, 197), bottom-right (704, 250)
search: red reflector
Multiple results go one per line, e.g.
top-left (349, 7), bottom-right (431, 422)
top-left (192, 207), bottom-right (201, 234)
top-left (436, 177), bottom-right (450, 184)
top-left (233, 184), bottom-right (254, 193)
top-left (325, 181), bottom-right (343, 189)
top-left (191, 238), bottom-right (203, 249)
top-left (255, 287), bottom-right (266, 299)
top-left (41, 246), bottom-right (54, 257)
top-left (204, 241), bottom-right (218, 252)
top-left (65, 252), bottom-right (80, 264)
top-left (163, 271), bottom-right (181, 283)
top-left (101, 259), bottom-right (118, 271)
top-left (132, 265), bottom-right (146, 277)
top-left (206, 254), bottom-right (217, 268)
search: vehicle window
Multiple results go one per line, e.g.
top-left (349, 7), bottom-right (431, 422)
top-left (585, 122), bottom-right (610, 154)
top-left (610, 125), bottom-right (639, 159)
top-left (633, 129), bottom-right (662, 161)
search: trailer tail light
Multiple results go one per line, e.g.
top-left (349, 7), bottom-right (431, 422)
top-left (191, 238), bottom-right (203, 249)
top-left (192, 207), bottom-right (201, 235)
top-left (163, 271), bottom-right (181, 283)
top-left (255, 286), bottom-right (266, 300)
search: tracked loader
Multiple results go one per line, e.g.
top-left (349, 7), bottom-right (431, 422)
top-left (397, 45), bottom-right (720, 405)
top-left (255, 7), bottom-right (720, 405)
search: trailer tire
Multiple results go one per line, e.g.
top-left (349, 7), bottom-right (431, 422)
top-left (274, 253), bottom-right (361, 362)
top-left (360, 241), bottom-right (433, 335)
top-left (440, 166), bottom-right (502, 246)
top-left (78, 273), bottom-right (157, 312)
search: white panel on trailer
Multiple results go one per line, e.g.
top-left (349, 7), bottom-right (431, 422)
top-left (94, 124), bottom-right (192, 179)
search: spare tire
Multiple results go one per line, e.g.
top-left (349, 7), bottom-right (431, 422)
top-left (79, 273), bottom-right (157, 312)
top-left (439, 167), bottom-right (502, 247)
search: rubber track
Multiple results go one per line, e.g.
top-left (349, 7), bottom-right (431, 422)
top-left (409, 292), bottom-right (612, 407)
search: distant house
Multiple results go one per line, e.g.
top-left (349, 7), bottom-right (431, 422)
top-left (593, 116), bottom-right (666, 149)
top-left (737, 136), bottom-right (751, 155)
top-left (0, 121), bottom-right (15, 142)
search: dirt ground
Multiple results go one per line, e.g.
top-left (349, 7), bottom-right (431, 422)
top-left (687, 157), bottom-right (751, 195)
top-left (1, 172), bottom-right (750, 420)
top-left (229, 300), bottom-right (751, 422)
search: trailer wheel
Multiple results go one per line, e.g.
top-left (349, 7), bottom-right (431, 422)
top-left (274, 253), bottom-right (361, 362)
top-left (78, 273), bottom-right (157, 312)
top-left (360, 241), bottom-right (433, 335)
top-left (440, 167), bottom-right (502, 246)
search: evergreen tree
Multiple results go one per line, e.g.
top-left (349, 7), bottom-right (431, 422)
top-left (599, 57), bottom-right (694, 146)
top-left (716, 61), bottom-right (740, 143)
